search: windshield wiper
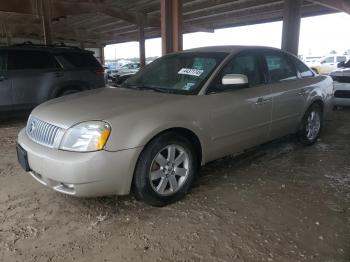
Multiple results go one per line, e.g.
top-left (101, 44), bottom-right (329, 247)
top-left (122, 83), bottom-right (176, 94)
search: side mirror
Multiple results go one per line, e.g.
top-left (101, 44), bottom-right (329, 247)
top-left (222, 74), bottom-right (248, 86)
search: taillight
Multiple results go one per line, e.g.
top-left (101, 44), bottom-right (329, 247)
top-left (95, 67), bottom-right (104, 76)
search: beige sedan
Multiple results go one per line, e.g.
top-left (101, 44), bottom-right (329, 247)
top-left (17, 46), bottom-right (334, 206)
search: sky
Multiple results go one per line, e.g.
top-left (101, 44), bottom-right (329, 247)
top-left (104, 12), bottom-right (350, 60)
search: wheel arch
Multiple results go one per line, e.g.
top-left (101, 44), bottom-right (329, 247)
top-left (140, 127), bottom-right (204, 167)
top-left (50, 81), bottom-right (90, 98)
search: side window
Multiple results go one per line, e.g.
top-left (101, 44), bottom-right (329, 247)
top-left (290, 56), bottom-right (314, 78)
top-left (265, 54), bottom-right (297, 82)
top-left (8, 50), bottom-right (57, 70)
top-left (336, 56), bottom-right (347, 63)
top-left (322, 57), bottom-right (334, 64)
top-left (220, 54), bottom-right (262, 87)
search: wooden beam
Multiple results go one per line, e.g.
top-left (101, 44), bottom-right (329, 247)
top-left (161, 0), bottom-right (183, 55)
top-left (40, 0), bottom-right (53, 45)
top-left (172, 0), bottom-right (183, 52)
top-left (308, 0), bottom-right (350, 14)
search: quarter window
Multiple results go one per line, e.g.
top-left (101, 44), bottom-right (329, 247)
top-left (8, 50), bottom-right (58, 70)
top-left (265, 54), bottom-right (297, 82)
top-left (59, 52), bottom-right (101, 68)
top-left (220, 54), bottom-right (262, 86)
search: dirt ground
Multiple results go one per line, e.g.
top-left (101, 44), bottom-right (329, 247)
top-left (0, 109), bottom-right (349, 262)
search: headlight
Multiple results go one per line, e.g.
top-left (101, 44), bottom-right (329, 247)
top-left (60, 121), bottom-right (111, 152)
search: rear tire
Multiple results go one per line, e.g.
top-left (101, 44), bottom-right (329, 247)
top-left (133, 132), bottom-right (198, 207)
top-left (298, 103), bottom-right (323, 145)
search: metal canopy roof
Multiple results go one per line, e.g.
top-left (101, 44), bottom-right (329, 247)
top-left (0, 0), bottom-right (343, 46)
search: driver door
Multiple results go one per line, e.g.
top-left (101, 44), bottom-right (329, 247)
top-left (207, 52), bottom-right (272, 160)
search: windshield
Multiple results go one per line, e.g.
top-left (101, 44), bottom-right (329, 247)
top-left (124, 52), bottom-right (228, 94)
top-left (344, 60), bottom-right (350, 68)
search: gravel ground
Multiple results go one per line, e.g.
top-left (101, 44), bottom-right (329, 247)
top-left (0, 109), bottom-right (349, 262)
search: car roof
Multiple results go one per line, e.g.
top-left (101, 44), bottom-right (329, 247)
top-left (0, 44), bottom-right (93, 54)
top-left (183, 45), bottom-right (284, 54)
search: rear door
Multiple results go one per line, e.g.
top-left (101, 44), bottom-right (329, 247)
top-left (263, 51), bottom-right (306, 139)
top-left (0, 50), bottom-right (12, 110)
top-left (8, 49), bottom-right (61, 109)
top-left (207, 51), bottom-right (273, 159)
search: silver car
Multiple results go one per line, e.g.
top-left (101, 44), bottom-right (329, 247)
top-left (17, 46), bottom-right (334, 206)
top-left (0, 43), bottom-right (105, 113)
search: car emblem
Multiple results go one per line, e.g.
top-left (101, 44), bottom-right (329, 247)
top-left (29, 121), bottom-right (36, 133)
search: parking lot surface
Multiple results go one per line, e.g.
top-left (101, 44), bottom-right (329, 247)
top-left (0, 110), bottom-right (349, 262)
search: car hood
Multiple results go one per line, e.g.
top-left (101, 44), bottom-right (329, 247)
top-left (31, 87), bottom-right (186, 129)
top-left (330, 68), bottom-right (350, 76)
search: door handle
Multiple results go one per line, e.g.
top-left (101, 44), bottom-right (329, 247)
top-left (256, 97), bottom-right (272, 105)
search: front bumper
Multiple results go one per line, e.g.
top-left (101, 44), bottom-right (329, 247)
top-left (17, 129), bottom-right (142, 197)
top-left (334, 82), bottom-right (350, 106)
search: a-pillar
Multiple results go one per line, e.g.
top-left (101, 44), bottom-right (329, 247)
top-left (281, 0), bottom-right (302, 55)
top-left (160, 0), bottom-right (183, 55)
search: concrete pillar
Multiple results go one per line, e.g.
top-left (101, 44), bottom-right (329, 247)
top-left (160, 0), bottom-right (183, 55)
top-left (281, 0), bottom-right (302, 55)
top-left (138, 22), bottom-right (146, 68)
top-left (41, 0), bottom-right (53, 45)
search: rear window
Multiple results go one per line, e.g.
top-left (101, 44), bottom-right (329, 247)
top-left (336, 56), bottom-right (347, 63)
top-left (59, 52), bottom-right (101, 68)
top-left (8, 50), bottom-right (58, 70)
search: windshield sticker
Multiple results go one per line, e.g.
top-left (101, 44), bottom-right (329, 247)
top-left (178, 68), bottom-right (204, 77)
top-left (183, 82), bottom-right (195, 90)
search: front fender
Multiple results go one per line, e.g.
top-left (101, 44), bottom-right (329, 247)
top-left (104, 113), bottom-right (210, 164)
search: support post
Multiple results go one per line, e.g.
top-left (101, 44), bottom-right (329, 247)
top-left (41, 0), bottom-right (53, 45)
top-left (281, 0), bottom-right (302, 55)
top-left (160, 0), bottom-right (183, 55)
top-left (100, 46), bottom-right (105, 66)
top-left (3, 23), bottom-right (12, 46)
top-left (138, 21), bottom-right (146, 68)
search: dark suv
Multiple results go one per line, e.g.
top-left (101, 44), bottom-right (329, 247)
top-left (0, 43), bottom-right (105, 113)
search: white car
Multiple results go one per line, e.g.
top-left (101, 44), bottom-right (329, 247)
top-left (310, 55), bottom-right (348, 75)
top-left (330, 60), bottom-right (350, 107)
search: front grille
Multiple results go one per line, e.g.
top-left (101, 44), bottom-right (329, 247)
top-left (334, 90), bottom-right (350, 99)
top-left (332, 75), bottom-right (350, 83)
top-left (26, 117), bottom-right (61, 148)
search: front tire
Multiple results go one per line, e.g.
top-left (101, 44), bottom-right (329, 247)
top-left (133, 132), bottom-right (198, 206)
top-left (298, 103), bottom-right (322, 145)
